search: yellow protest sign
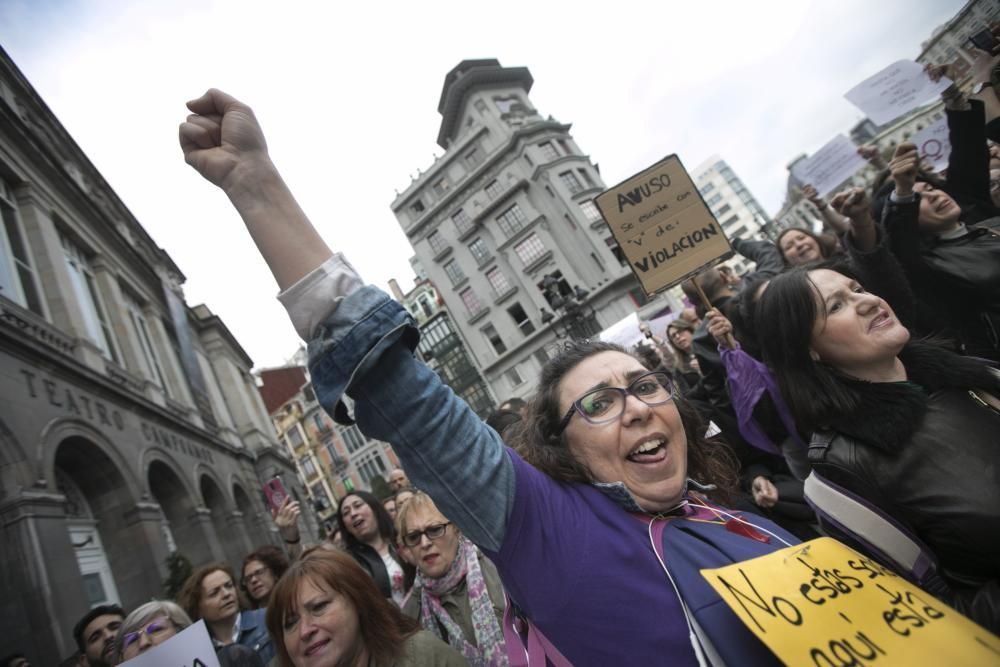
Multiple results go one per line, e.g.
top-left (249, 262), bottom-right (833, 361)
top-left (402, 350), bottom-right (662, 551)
top-left (594, 155), bottom-right (732, 295)
top-left (701, 537), bottom-right (1000, 666)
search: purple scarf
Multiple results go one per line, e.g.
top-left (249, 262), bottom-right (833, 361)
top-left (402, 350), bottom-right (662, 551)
top-left (418, 537), bottom-right (508, 667)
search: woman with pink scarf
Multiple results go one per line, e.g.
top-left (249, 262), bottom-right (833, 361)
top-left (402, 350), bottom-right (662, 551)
top-left (397, 492), bottom-right (507, 666)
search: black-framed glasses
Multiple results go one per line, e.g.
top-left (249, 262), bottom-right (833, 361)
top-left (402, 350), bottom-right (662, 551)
top-left (557, 371), bottom-right (675, 434)
top-left (241, 565), bottom-right (270, 587)
top-left (402, 522), bottom-right (451, 547)
top-left (121, 617), bottom-right (172, 651)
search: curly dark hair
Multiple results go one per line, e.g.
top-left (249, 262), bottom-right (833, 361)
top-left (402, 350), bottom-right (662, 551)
top-left (509, 339), bottom-right (738, 504)
top-left (241, 545), bottom-right (290, 606)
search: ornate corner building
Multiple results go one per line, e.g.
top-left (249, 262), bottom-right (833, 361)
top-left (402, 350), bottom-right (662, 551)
top-left (0, 47), bottom-right (307, 663)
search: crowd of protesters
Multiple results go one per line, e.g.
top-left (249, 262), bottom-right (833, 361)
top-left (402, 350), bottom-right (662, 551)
top-left (20, 23), bottom-right (1000, 667)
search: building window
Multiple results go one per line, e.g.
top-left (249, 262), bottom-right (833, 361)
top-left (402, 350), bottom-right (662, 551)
top-left (577, 168), bottom-right (596, 189)
top-left (60, 233), bottom-right (120, 362)
top-left (507, 303), bottom-right (535, 336)
top-left (460, 287), bottom-right (484, 316)
top-left (513, 233), bottom-right (546, 265)
top-left (427, 230), bottom-right (447, 255)
top-left (340, 425), bottom-right (366, 453)
top-left (485, 180), bottom-right (503, 200)
top-left (0, 178), bottom-right (44, 315)
top-left (537, 271), bottom-right (573, 308)
top-left (579, 200), bottom-right (602, 224)
top-left (302, 456), bottom-right (318, 479)
top-left (714, 203), bottom-right (732, 217)
top-left (286, 424), bottom-right (305, 449)
top-left (482, 323), bottom-right (507, 355)
top-left (496, 203), bottom-right (527, 237)
top-left (356, 450), bottom-right (387, 486)
top-left (628, 287), bottom-right (650, 308)
top-left (699, 182), bottom-right (715, 195)
top-left (722, 214), bottom-right (739, 227)
top-left (558, 139), bottom-right (572, 155)
top-left (410, 199), bottom-right (425, 215)
top-left (705, 193), bottom-right (723, 206)
top-left (468, 237), bottom-right (490, 263)
top-left (313, 412), bottom-right (326, 433)
top-left (604, 237), bottom-right (628, 266)
top-left (432, 177), bottom-right (449, 196)
top-left (310, 482), bottom-right (329, 510)
top-left (559, 171), bottom-right (583, 195)
top-left (452, 209), bottom-right (473, 235)
top-left (443, 259), bottom-right (465, 285)
top-left (123, 290), bottom-right (170, 394)
top-left (418, 294), bottom-right (434, 318)
top-left (464, 147), bottom-right (482, 169)
top-left (506, 365), bottom-right (524, 386)
top-left (538, 141), bottom-right (559, 161)
top-left (486, 266), bottom-right (511, 296)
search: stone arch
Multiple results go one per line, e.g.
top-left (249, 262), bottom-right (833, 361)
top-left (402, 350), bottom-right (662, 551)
top-left (39, 417), bottom-right (142, 500)
top-left (52, 433), bottom-right (163, 612)
top-left (199, 473), bottom-right (248, 567)
top-left (195, 463), bottom-right (231, 510)
top-left (140, 448), bottom-right (199, 502)
top-left (148, 460), bottom-right (217, 567)
top-left (232, 479), bottom-right (269, 547)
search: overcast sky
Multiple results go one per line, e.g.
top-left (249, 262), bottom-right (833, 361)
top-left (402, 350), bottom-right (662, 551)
top-left (0, 0), bottom-right (964, 368)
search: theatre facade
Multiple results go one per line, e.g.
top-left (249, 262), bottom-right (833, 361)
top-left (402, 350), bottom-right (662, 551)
top-left (0, 48), bottom-right (309, 663)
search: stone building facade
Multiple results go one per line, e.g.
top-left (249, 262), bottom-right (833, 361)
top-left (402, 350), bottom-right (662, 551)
top-left (390, 59), bottom-right (654, 400)
top-left (0, 47), bottom-right (303, 663)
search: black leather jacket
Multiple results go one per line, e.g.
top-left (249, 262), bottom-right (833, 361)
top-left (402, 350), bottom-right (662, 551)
top-left (809, 376), bottom-right (1000, 632)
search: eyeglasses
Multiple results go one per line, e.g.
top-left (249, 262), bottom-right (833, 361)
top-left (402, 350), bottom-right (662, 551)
top-left (558, 371), bottom-right (675, 434)
top-left (241, 566), bottom-right (270, 586)
top-left (121, 618), bottom-right (172, 651)
top-left (402, 522), bottom-right (451, 547)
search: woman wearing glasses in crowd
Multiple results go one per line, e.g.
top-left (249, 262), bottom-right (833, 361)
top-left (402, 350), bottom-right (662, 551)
top-left (396, 492), bottom-right (506, 666)
top-left (242, 545), bottom-right (290, 609)
top-left (112, 601), bottom-right (191, 663)
top-left (180, 89), bottom-right (800, 665)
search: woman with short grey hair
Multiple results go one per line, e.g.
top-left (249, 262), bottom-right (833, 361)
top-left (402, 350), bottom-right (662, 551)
top-left (112, 600), bottom-right (191, 664)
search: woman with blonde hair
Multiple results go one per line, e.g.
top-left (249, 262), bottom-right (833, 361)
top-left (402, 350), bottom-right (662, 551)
top-left (397, 492), bottom-right (506, 666)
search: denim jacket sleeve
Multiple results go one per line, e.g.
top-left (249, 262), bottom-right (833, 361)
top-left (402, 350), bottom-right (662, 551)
top-left (307, 285), bottom-right (514, 551)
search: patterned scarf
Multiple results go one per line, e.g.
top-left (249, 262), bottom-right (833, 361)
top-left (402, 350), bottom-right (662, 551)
top-left (417, 537), bottom-right (508, 667)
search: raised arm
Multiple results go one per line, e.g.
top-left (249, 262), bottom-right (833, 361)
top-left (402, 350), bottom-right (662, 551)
top-left (179, 89), bottom-right (333, 289)
top-left (179, 90), bottom-right (515, 551)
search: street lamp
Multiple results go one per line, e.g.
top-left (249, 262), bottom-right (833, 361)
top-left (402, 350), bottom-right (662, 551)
top-left (538, 273), bottom-right (601, 340)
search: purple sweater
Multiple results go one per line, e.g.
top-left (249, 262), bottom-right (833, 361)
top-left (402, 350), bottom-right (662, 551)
top-left (486, 452), bottom-right (702, 665)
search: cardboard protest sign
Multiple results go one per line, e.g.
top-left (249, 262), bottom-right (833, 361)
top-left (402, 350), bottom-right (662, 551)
top-left (911, 117), bottom-right (951, 173)
top-left (121, 620), bottom-right (221, 667)
top-left (790, 135), bottom-right (868, 199)
top-left (701, 537), bottom-right (1000, 666)
top-left (845, 60), bottom-right (952, 126)
top-left (595, 155), bottom-right (732, 296)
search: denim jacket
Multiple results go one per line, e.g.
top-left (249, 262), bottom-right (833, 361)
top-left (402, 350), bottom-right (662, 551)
top-left (237, 608), bottom-right (275, 664)
top-left (307, 284), bottom-right (515, 550)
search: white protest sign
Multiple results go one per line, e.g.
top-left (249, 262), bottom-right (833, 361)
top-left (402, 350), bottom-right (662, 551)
top-left (845, 60), bottom-right (952, 126)
top-left (790, 135), bottom-right (868, 198)
top-left (599, 312), bottom-right (645, 350)
top-left (911, 117), bottom-right (951, 173)
top-left (647, 313), bottom-right (677, 339)
top-left (121, 620), bottom-right (221, 667)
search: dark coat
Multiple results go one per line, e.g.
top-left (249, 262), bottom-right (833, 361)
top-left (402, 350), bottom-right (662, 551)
top-left (881, 195), bottom-right (1000, 361)
top-left (808, 343), bottom-right (1000, 631)
top-left (347, 541), bottom-right (415, 600)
